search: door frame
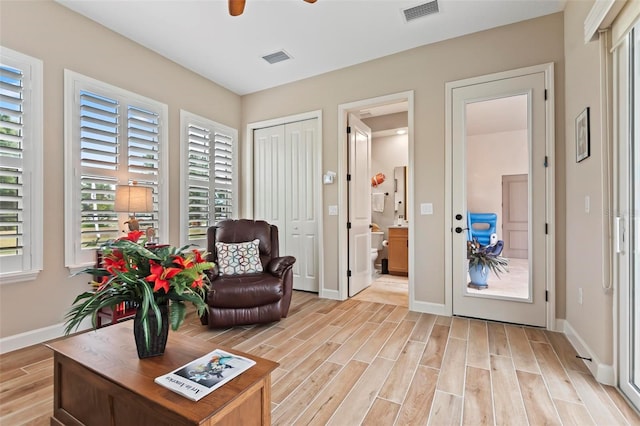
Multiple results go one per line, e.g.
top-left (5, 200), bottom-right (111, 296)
top-left (444, 63), bottom-right (557, 330)
top-left (244, 110), bottom-right (325, 294)
top-left (336, 91), bottom-right (415, 302)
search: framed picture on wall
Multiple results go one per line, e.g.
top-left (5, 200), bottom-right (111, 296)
top-left (576, 107), bottom-right (590, 163)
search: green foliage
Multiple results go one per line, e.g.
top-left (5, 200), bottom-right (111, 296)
top-left (467, 238), bottom-right (509, 278)
top-left (64, 232), bottom-right (213, 351)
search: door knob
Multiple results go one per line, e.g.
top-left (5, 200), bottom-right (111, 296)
top-left (455, 214), bottom-right (463, 220)
top-left (454, 227), bottom-right (468, 234)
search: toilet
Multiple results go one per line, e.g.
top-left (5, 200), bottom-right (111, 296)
top-left (371, 231), bottom-right (385, 279)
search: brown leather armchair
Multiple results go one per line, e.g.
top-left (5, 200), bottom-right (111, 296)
top-left (200, 219), bottom-right (296, 328)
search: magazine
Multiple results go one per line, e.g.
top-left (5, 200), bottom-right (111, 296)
top-left (154, 348), bottom-right (256, 401)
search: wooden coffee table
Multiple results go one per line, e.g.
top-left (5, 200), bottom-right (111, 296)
top-left (46, 321), bottom-right (278, 425)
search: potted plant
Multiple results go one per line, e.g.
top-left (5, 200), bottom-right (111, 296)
top-left (64, 231), bottom-right (213, 358)
top-left (467, 238), bottom-right (509, 289)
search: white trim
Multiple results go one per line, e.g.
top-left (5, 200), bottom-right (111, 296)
top-left (337, 91), bottom-right (415, 303)
top-left (320, 288), bottom-right (341, 300)
top-left (0, 47), bottom-right (43, 283)
top-left (444, 63), bottom-right (556, 328)
top-left (411, 301), bottom-right (449, 316)
top-left (563, 319), bottom-right (616, 385)
top-left (585, 0), bottom-right (626, 43)
top-left (245, 110), bottom-right (324, 294)
top-left (63, 69), bottom-right (169, 270)
top-left (0, 318), bottom-right (93, 355)
top-left (179, 110), bottom-right (239, 247)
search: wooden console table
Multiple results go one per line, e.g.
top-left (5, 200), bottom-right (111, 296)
top-left (46, 322), bottom-right (278, 425)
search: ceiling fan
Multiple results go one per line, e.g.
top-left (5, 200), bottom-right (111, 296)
top-left (229, 0), bottom-right (317, 16)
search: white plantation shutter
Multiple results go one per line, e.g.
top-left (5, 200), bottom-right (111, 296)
top-left (0, 48), bottom-right (43, 282)
top-left (65, 70), bottom-right (168, 270)
top-left (186, 123), bottom-right (211, 242)
top-left (0, 65), bottom-right (24, 257)
top-left (180, 111), bottom-right (237, 247)
top-left (213, 132), bottom-right (233, 222)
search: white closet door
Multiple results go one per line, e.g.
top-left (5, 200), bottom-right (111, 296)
top-left (253, 125), bottom-right (286, 235)
top-left (253, 118), bottom-right (319, 292)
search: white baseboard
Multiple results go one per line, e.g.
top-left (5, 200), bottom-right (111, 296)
top-left (320, 288), bottom-right (342, 300)
top-left (410, 300), bottom-right (449, 316)
top-left (0, 319), bottom-right (92, 355)
top-left (562, 319), bottom-right (615, 385)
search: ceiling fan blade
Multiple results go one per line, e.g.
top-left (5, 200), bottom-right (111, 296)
top-left (229, 0), bottom-right (245, 16)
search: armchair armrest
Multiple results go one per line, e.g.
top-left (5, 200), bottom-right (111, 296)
top-left (267, 256), bottom-right (296, 278)
top-left (205, 264), bottom-right (220, 282)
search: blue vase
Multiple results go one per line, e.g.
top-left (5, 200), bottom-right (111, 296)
top-left (468, 263), bottom-right (489, 289)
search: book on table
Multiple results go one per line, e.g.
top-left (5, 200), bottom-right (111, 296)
top-left (154, 348), bottom-right (256, 401)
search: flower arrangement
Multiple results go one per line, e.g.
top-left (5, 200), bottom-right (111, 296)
top-left (467, 238), bottom-right (509, 277)
top-left (64, 231), bottom-right (213, 351)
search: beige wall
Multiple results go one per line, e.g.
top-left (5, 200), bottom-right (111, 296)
top-left (0, 0), bottom-right (242, 338)
top-left (563, 0), bottom-right (613, 365)
top-left (241, 13), bottom-right (566, 310)
top-left (467, 130), bottom-right (529, 237)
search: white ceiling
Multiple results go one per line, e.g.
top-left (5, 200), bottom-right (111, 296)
top-left (55, 0), bottom-right (565, 96)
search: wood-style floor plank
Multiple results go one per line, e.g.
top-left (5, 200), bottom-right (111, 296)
top-left (462, 366), bottom-right (493, 426)
top-left (490, 354), bottom-right (529, 426)
top-left (2, 290), bottom-right (639, 426)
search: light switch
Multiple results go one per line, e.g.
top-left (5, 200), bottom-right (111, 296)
top-left (420, 203), bottom-right (433, 215)
top-left (328, 205), bottom-right (338, 216)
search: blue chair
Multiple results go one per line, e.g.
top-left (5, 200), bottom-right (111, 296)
top-left (467, 213), bottom-right (497, 246)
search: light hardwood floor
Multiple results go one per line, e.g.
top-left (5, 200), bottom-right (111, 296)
top-left (1, 291), bottom-right (639, 425)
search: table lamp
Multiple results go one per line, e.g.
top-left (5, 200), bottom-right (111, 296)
top-left (114, 183), bottom-right (153, 232)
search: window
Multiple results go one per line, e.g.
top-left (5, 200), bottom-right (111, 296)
top-left (64, 70), bottom-right (168, 271)
top-left (0, 47), bottom-right (43, 283)
top-left (180, 110), bottom-right (237, 248)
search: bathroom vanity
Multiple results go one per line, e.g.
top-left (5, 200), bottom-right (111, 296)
top-left (387, 226), bottom-right (408, 275)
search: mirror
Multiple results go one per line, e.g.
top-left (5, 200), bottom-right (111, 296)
top-left (394, 166), bottom-right (408, 221)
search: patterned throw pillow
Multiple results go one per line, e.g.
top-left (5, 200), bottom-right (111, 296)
top-left (215, 239), bottom-right (263, 276)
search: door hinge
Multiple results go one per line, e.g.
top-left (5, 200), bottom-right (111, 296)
top-left (347, 270), bottom-right (352, 277)
top-left (347, 126), bottom-right (351, 134)
top-left (545, 290), bottom-right (548, 302)
top-left (544, 89), bottom-right (548, 100)
top-left (545, 223), bottom-right (548, 234)
top-left (544, 156), bottom-right (549, 167)
top-left (347, 174), bottom-right (351, 181)
top-left (347, 222), bottom-right (352, 229)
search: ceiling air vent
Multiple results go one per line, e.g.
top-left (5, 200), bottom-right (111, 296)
top-left (402, 0), bottom-right (439, 23)
top-left (262, 50), bottom-right (292, 64)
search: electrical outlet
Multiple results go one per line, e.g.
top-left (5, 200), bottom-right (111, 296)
top-left (578, 288), bottom-right (583, 305)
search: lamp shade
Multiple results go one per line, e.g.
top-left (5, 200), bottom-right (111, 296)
top-left (114, 185), bottom-right (153, 213)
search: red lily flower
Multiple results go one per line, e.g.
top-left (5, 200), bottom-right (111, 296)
top-left (119, 230), bottom-right (144, 243)
top-left (171, 255), bottom-right (194, 269)
top-left (192, 249), bottom-right (205, 263)
top-left (190, 276), bottom-right (204, 289)
top-left (145, 260), bottom-right (182, 293)
top-left (103, 250), bottom-right (126, 274)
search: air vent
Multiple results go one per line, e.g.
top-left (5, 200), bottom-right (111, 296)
top-left (402, 0), bottom-right (439, 23)
top-left (262, 50), bottom-right (292, 64)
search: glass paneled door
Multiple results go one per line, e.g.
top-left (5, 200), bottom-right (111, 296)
top-left (617, 25), bottom-right (640, 411)
top-left (450, 66), bottom-right (552, 327)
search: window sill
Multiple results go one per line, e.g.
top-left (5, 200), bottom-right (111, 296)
top-left (0, 270), bottom-right (42, 285)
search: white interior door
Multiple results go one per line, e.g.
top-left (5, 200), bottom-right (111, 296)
top-left (253, 119), bottom-right (319, 292)
top-left (452, 72), bottom-right (547, 327)
top-left (285, 120), bottom-right (318, 292)
top-left (348, 113), bottom-right (372, 297)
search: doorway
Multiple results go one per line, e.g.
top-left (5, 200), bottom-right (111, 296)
top-left (337, 91), bottom-right (414, 304)
top-left (445, 64), bottom-right (555, 328)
